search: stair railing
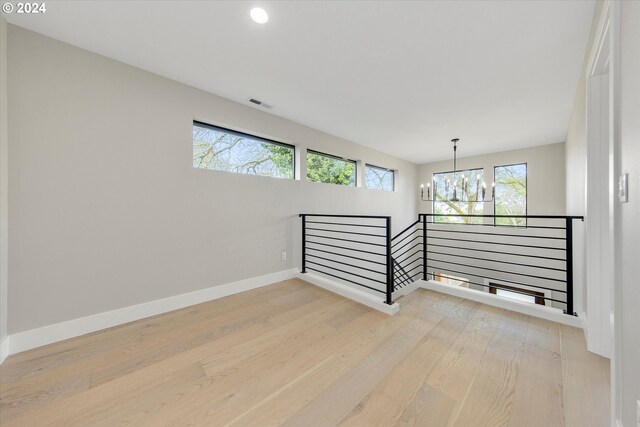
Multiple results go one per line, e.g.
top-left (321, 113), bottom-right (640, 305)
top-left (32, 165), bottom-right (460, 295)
top-left (299, 214), bottom-right (394, 305)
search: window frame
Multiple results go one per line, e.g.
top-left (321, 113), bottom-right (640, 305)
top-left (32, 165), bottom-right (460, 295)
top-left (492, 162), bottom-right (528, 227)
top-left (364, 163), bottom-right (395, 192)
top-left (306, 149), bottom-right (358, 187)
top-left (432, 167), bottom-right (485, 223)
top-left (489, 282), bottom-right (544, 305)
top-left (192, 120), bottom-right (296, 180)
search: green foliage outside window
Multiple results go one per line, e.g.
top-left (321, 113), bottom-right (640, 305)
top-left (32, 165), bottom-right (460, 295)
top-left (192, 123), bottom-right (294, 179)
top-left (306, 151), bottom-right (356, 186)
top-left (494, 163), bottom-right (527, 226)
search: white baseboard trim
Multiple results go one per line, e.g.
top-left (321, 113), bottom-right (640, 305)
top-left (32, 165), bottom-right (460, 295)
top-left (297, 272), bottom-right (399, 315)
top-left (421, 280), bottom-right (583, 328)
top-left (0, 336), bottom-right (9, 364)
top-left (6, 268), bottom-right (298, 358)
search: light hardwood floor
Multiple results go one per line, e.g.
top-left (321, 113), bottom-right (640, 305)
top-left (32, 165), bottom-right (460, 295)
top-left (0, 278), bottom-right (609, 426)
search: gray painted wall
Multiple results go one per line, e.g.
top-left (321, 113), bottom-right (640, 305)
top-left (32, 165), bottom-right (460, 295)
top-left (6, 25), bottom-right (418, 334)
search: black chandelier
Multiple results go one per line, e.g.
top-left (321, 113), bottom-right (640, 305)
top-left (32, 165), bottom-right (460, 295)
top-left (420, 138), bottom-right (494, 203)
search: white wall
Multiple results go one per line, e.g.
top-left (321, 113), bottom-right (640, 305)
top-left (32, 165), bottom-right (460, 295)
top-left (566, 1), bottom-right (640, 424)
top-left (565, 1), bottom-right (607, 337)
top-left (618, 1), bottom-right (640, 425)
top-left (6, 25), bottom-right (418, 334)
top-left (417, 143), bottom-right (566, 215)
top-left (0, 16), bottom-right (9, 351)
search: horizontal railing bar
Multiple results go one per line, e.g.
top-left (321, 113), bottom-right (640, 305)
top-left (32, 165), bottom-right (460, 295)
top-left (306, 260), bottom-right (387, 285)
top-left (306, 233), bottom-right (387, 247)
top-left (306, 220), bottom-right (386, 229)
top-left (301, 214), bottom-right (390, 219)
top-left (306, 247), bottom-right (386, 266)
top-left (427, 256), bottom-right (566, 283)
top-left (306, 267), bottom-right (386, 294)
top-left (427, 235), bottom-right (565, 251)
top-left (425, 262), bottom-right (567, 294)
top-left (392, 234), bottom-right (422, 254)
top-left (306, 253), bottom-right (386, 276)
top-left (425, 228), bottom-right (566, 240)
top-left (306, 227), bottom-right (385, 239)
top-left (427, 273), bottom-right (568, 305)
top-left (306, 240), bottom-right (385, 257)
top-left (396, 250), bottom-right (423, 266)
top-left (426, 222), bottom-right (566, 230)
top-left (391, 219), bottom-right (421, 241)
top-left (426, 250), bottom-right (567, 273)
top-left (421, 214), bottom-right (584, 220)
top-left (394, 243), bottom-right (423, 262)
top-left (428, 242), bottom-right (566, 262)
top-left (391, 228), bottom-right (422, 248)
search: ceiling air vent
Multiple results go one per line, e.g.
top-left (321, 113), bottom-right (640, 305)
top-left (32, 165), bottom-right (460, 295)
top-left (249, 98), bottom-right (273, 109)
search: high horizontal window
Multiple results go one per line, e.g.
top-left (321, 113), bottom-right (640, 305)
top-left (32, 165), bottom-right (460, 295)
top-left (433, 168), bottom-right (484, 224)
top-left (365, 164), bottom-right (394, 191)
top-left (494, 163), bottom-right (527, 226)
top-left (306, 150), bottom-right (356, 186)
top-left (192, 121), bottom-right (295, 179)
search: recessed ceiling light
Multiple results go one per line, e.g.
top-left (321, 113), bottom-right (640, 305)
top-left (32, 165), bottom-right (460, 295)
top-left (250, 7), bottom-right (269, 24)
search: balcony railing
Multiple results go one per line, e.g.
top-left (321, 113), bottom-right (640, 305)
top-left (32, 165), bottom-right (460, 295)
top-left (300, 213), bottom-right (583, 316)
top-left (419, 214), bottom-right (583, 315)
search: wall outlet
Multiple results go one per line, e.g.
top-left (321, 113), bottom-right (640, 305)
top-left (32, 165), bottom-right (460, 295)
top-left (281, 251), bottom-right (287, 261)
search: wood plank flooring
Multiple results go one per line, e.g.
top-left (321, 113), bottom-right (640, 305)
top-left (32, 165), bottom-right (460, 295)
top-left (0, 278), bottom-right (610, 426)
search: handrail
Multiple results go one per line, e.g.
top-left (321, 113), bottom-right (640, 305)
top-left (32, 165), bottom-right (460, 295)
top-left (299, 214), bottom-right (391, 219)
top-left (420, 213), bottom-right (584, 220)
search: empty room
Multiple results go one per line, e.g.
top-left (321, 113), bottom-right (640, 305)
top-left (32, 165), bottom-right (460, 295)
top-left (0, 1), bottom-right (638, 426)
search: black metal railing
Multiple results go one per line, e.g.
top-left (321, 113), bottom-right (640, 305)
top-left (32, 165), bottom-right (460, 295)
top-left (300, 213), bottom-right (583, 316)
top-left (390, 218), bottom-right (424, 291)
top-left (420, 214), bottom-right (583, 315)
top-left (300, 214), bottom-right (394, 305)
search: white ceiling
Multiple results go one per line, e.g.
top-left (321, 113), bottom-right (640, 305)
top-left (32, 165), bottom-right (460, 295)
top-left (5, 1), bottom-right (595, 164)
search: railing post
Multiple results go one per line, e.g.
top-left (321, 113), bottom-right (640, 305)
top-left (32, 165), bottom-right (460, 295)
top-left (422, 214), bottom-right (427, 281)
top-left (385, 216), bottom-right (393, 305)
top-left (301, 214), bottom-right (306, 274)
top-left (565, 217), bottom-right (574, 315)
